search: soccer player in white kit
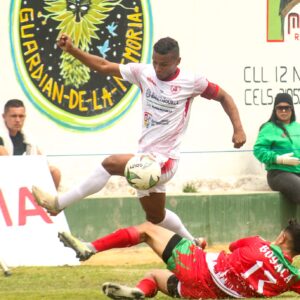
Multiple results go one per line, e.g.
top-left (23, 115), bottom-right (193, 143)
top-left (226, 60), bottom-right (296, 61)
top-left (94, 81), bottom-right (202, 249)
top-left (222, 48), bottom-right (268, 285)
top-left (32, 34), bottom-right (246, 242)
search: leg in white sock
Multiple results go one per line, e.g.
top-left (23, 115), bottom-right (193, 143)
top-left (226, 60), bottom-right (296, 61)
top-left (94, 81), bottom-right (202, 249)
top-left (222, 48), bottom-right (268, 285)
top-left (58, 164), bottom-right (111, 209)
top-left (157, 209), bottom-right (194, 241)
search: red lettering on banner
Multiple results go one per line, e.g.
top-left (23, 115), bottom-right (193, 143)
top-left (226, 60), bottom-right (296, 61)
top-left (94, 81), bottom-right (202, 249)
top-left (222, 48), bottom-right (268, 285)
top-left (19, 187), bottom-right (53, 225)
top-left (0, 189), bottom-right (13, 226)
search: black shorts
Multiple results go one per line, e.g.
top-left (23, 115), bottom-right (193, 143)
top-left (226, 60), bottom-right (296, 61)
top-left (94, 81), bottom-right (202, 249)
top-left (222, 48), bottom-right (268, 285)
top-left (162, 233), bottom-right (183, 263)
top-left (162, 234), bottom-right (183, 298)
top-left (167, 274), bottom-right (181, 298)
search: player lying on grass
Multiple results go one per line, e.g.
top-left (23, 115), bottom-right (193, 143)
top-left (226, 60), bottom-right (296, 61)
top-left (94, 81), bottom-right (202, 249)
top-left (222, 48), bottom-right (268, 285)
top-left (59, 219), bottom-right (300, 299)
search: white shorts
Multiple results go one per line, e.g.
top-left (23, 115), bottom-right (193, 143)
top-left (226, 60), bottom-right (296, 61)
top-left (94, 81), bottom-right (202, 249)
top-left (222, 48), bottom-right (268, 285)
top-left (137, 157), bottom-right (179, 198)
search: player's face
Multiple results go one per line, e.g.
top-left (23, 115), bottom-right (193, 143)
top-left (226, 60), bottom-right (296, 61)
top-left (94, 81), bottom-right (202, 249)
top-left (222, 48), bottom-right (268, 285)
top-left (152, 51), bottom-right (180, 81)
top-left (275, 102), bottom-right (293, 124)
top-left (3, 107), bottom-right (26, 136)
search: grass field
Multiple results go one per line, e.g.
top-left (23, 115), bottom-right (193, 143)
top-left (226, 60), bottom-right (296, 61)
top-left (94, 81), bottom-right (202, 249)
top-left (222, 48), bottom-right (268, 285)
top-left (1, 263), bottom-right (300, 300)
top-left (1, 247), bottom-right (300, 300)
top-left (0, 264), bottom-right (167, 300)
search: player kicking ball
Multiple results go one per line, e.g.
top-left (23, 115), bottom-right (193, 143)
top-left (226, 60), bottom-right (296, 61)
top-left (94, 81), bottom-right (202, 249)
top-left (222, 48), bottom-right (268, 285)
top-left (59, 219), bottom-right (300, 299)
top-left (32, 33), bottom-right (246, 248)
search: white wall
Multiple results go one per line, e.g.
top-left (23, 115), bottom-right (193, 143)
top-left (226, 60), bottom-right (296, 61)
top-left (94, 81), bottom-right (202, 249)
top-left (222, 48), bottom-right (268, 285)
top-left (1, 0), bottom-right (299, 194)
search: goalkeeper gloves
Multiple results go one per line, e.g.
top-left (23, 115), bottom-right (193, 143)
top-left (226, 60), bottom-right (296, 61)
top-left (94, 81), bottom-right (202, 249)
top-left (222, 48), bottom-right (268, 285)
top-left (276, 153), bottom-right (300, 166)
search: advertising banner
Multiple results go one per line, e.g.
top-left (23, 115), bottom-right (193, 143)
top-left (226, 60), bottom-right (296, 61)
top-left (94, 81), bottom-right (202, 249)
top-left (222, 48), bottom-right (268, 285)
top-left (0, 156), bottom-right (79, 266)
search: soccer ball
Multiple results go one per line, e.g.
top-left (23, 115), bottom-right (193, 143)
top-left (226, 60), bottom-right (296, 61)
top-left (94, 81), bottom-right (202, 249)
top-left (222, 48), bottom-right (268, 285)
top-left (124, 154), bottom-right (161, 190)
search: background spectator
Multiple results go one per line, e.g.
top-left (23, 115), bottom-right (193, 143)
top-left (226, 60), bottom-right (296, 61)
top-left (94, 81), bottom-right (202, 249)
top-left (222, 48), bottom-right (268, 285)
top-left (1, 99), bottom-right (61, 189)
top-left (254, 93), bottom-right (300, 203)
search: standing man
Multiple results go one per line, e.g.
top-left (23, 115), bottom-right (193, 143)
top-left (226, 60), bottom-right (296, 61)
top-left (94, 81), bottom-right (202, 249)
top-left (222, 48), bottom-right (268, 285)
top-left (32, 35), bottom-right (246, 241)
top-left (1, 99), bottom-right (61, 189)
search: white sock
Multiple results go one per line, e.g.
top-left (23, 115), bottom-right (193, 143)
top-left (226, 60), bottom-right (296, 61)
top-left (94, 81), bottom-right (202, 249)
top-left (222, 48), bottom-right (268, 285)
top-left (58, 164), bottom-right (111, 209)
top-left (157, 209), bottom-right (194, 241)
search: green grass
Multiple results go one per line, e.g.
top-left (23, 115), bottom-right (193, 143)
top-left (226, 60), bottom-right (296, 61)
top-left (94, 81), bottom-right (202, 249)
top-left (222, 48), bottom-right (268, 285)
top-left (0, 263), bottom-right (299, 299)
top-left (0, 264), bottom-right (168, 300)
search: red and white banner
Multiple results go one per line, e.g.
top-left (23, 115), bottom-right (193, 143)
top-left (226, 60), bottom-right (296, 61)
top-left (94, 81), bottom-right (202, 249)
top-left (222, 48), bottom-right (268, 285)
top-left (0, 156), bottom-right (79, 266)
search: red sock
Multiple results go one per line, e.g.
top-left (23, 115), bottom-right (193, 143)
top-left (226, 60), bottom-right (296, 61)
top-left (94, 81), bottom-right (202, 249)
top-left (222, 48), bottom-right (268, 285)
top-left (136, 277), bottom-right (158, 297)
top-left (91, 227), bottom-right (140, 252)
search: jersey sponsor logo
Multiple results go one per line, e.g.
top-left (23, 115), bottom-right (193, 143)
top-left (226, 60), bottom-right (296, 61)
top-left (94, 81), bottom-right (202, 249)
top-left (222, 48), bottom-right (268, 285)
top-left (267, 0), bottom-right (300, 42)
top-left (145, 88), bottom-right (179, 112)
top-left (143, 112), bottom-right (169, 128)
top-left (10, 0), bottom-right (153, 131)
top-left (171, 85), bottom-right (181, 94)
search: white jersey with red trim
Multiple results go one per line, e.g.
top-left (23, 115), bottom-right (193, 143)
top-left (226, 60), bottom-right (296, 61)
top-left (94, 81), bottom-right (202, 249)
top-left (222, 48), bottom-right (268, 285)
top-left (119, 63), bottom-right (218, 160)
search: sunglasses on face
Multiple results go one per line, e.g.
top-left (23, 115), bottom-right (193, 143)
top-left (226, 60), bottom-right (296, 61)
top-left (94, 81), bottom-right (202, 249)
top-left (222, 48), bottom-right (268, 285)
top-left (275, 105), bottom-right (293, 112)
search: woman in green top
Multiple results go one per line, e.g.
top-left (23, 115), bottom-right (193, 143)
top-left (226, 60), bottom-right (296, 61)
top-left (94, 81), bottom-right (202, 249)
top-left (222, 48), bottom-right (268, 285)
top-left (254, 93), bottom-right (300, 203)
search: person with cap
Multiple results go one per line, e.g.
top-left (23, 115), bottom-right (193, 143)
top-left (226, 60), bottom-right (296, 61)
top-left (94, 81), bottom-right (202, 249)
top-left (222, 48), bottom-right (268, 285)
top-left (254, 92), bottom-right (300, 203)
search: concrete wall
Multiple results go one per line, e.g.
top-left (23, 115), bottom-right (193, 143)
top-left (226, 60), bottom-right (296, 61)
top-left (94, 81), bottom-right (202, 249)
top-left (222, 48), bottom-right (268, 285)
top-left (64, 192), bottom-right (298, 245)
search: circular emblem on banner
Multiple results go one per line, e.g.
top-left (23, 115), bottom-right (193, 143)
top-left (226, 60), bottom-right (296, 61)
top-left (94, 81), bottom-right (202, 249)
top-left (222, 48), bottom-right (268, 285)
top-left (10, 0), bottom-right (152, 131)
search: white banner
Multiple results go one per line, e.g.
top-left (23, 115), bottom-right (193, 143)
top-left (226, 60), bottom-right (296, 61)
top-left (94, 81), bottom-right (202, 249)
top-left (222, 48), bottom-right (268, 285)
top-left (0, 156), bottom-right (79, 266)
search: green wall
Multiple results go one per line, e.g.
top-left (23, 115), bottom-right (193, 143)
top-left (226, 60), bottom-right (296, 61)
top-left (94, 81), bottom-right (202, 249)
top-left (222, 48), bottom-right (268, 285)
top-left (64, 192), bottom-right (298, 245)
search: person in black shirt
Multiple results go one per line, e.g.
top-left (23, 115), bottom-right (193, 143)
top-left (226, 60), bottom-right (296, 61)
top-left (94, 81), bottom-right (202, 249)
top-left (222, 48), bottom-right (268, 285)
top-left (1, 99), bottom-right (61, 189)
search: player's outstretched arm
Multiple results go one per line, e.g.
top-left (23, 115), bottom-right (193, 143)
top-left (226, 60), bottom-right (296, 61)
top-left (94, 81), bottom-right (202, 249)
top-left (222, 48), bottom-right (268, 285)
top-left (213, 87), bottom-right (246, 148)
top-left (57, 33), bottom-right (121, 77)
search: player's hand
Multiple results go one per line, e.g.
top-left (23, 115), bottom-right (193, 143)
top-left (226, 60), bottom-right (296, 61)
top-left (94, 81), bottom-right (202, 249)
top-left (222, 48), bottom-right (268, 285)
top-left (276, 153), bottom-right (300, 166)
top-left (232, 129), bottom-right (246, 148)
top-left (56, 33), bottom-right (73, 52)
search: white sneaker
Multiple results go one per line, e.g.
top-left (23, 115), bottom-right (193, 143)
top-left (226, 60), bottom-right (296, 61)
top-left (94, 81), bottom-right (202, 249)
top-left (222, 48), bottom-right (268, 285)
top-left (32, 186), bottom-right (61, 216)
top-left (102, 282), bottom-right (145, 300)
top-left (58, 231), bottom-right (95, 261)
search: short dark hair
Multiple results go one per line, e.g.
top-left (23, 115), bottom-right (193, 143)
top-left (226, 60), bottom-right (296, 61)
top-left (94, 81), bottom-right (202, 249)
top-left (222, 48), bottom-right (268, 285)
top-left (4, 99), bottom-right (25, 113)
top-left (284, 219), bottom-right (300, 255)
top-left (153, 37), bottom-right (179, 57)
